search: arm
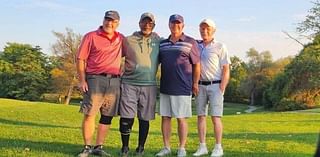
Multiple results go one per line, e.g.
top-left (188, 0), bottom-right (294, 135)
top-left (192, 63), bottom-right (201, 96)
top-left (220, 64), bottom-right (230, 94)
top-left (77, 59), bottom-right (88, 92)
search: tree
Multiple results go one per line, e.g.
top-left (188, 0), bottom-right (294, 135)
top-left (297, 0), bottom-right (320, 37)
top-left (51, 28), bottom-right (82, 104)
top-left (224, 56), bottom-right (248, 103)
top-left (0, 43), bottom-right (51, 100)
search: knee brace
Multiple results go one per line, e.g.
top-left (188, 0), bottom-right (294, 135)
top-left (99, 115), bottom-right (113, 125)
top-left (119, 118), bottom-right (134, 135)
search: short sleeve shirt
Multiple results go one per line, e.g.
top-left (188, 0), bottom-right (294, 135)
top-left (159, 34), bottom-right (200, 95)
top-left (197, 40), bottom-right (231, 81)
top-left (77, 27), bottom-right (124, 75)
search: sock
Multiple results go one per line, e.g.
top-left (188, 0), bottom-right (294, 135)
top-left (138, 119), bottom-right (149, 148)
top-left (200, 142), bottom-right (206, 147)
top-left (119, 118), bottom-right (134, 148)
top-left (215, 143), bottom-right (222, 149)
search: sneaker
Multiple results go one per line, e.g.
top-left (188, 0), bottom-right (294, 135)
top-left (135, 146), bottom-right (144, 156)
top-left (77, 145), bottom-right (92, 157)
top-left (177, 148), bottom-right (187, 157)
top-left (193, 144), bottom-right (208, 156)
top-left (210, 147), bottom-right (223, 157)
top-left (92, 145), bottom-right (111, 157)
top-left (120, 146), bottom-right (129, 157)
top-left (155, 147), bottom-right (171, 156)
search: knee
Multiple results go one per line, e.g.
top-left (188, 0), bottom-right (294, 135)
top-left (99, 115), bottom-right (113, 125)
top-left (119, 118), bottom-right (134, 135)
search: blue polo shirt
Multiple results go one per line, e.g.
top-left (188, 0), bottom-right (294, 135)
top-left (159, 33), bottom-right (200, 95)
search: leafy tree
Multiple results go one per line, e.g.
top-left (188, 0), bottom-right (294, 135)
top-left (0, 43), bottom-right (51, 100)
top-left (297, 0), bottom-right (320, 37)
top-left (50, 28), bottom-right (82, 104)
top-left (225, 56), bottom-right (248, 103)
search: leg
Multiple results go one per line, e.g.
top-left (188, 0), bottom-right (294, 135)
top-left (82, 114), bottom-right (96, 145)
top-left (161, 116), bottom-right (171, 148)
top-left (96, 115), bottom-right (113, 145)
top-left (119, 117), bottom-right (134, 149)
top-left (211, 116), bottom-right (223, 144)
top-left (177, 118), bottom-right (188, 148)
top-left (138, 119), bottom-right (149, 148)
top-left (197, 115), bottom-right (207, 144)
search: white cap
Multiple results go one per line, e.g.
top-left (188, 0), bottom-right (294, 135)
top-left (200, 18), bottom-right (216, 28)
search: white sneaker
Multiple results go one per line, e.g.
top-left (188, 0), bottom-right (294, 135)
top-left (193, 144), bottom-right (208, 156)
top-left (156, 147), bottom-right (171, 156)
top-left (177, 148), bottom-right (187, 157)
top-left (211, 147), bottom-right (223, 157)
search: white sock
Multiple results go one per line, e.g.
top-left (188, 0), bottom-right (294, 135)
top-left (215, 144), bottom-right (222, 149)
top-left (200, 143), bottom-right (206, 147)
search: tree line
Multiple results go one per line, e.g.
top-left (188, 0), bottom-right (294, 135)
top-left (0, 1), bottom-right (319, 110)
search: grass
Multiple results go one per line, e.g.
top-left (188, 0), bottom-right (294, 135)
top-left (0, 98), bottom-right (319, 157)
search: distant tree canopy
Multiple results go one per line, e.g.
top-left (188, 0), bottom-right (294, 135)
top-left (0, 43), bottom-right (52, 100)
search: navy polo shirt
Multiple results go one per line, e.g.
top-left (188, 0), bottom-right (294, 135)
top-left (159, 33), bottom-right (200, 95)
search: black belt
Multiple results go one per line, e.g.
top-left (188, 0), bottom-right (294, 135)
top-left (88, 73), bottom-right (120, 78)
top-left (198, 80), bottom-right (221, 85)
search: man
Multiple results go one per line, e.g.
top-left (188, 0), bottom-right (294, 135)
top-left (193, 19), bottom-right (230, 157)
top-left (156, 14), bottom-right (200, 157)
top-left (119, 12), bottom-right (160, 156)
top-left (76, 10), bottom-right (124, 157)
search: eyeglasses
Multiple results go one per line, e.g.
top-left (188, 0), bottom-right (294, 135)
top-left (140, 21), bottom-right (155, 26)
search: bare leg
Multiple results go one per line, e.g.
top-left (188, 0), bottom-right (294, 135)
top-left (177, 118), bottom-right (188, 148)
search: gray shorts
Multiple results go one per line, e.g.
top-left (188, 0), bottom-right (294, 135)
top-left (119, 83), bottom-right (157, 121)
top-left (195, 84), bottom-right (224, 117)
top-left (80, 74), bottom-right (120, 116)
top-left (159, 93), bottom-right (192, 118)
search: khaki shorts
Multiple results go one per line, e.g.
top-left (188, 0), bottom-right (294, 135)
top-left (159, 93), bottom-right (192, 118)
top-left (80, 74), bottom-right (120, 116)
top-left (119, 83), bottom-right (157, 121)
top-left (195, 84), bottom-right (224, 117)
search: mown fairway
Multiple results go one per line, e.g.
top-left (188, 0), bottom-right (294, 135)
top-left (0, 98), bottom-right (319, 157)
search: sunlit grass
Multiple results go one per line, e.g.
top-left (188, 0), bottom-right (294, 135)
top-left (0, 98), bottom-right (319, 157)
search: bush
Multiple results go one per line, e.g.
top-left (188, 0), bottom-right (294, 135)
top-left (274, 98), bottom-right (307, 111)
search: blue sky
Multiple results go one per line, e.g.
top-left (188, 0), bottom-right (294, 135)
top-left (0, 0), bottom-right (314, 60)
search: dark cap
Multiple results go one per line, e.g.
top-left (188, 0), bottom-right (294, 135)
top-left (140, 12), bottom-right (155, 23)
top-left (104, 10), bottom-right (120, 20)
top-left (169, 14), bottom-right (184, 23)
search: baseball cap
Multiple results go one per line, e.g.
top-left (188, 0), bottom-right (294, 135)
top-left (140, 12), bottom-right (155, 23)
top-left (200, 18), bottom-right (216, 28)
top-left (169, 14), bottom-right (184, 23)
top-left (104, 10), bottom-right (120, 20)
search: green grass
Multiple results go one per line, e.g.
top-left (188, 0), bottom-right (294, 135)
top-left (0, 98), bottom-right (319, 157)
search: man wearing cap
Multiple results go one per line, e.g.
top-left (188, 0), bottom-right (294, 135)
top-left (76, 10), bottom-right (124, 157)
top-left (193, 19), bottom-right (230, 157)
top-left (156, 14), bottom-right (200, 157)
top-left (118, 12), bottom-right (160, 156)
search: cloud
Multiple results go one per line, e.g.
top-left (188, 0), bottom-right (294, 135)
top-left (235, 16), bottom-right (256, 22)
top-left (292, 13), bottom-right (307, 21)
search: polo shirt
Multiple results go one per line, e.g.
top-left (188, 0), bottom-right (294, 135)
top-left (77, 26), bottom-right (124, 75)
top-left (159, 33), bottom-right (200, 95)
top-left (197, 39), bottom-right (231, 81)
top-left (121, 31), bottom-right (161, 85)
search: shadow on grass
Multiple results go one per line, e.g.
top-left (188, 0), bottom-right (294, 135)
top-left (225, 151), bottom-right (312, 157)
top-left (0, 118), bottom-right (80, 129)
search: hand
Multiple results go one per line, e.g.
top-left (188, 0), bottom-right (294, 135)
top-left (219, 84), bottom-right (225, 95)
top-left (192, 83), bottom-right (199, 96)
top-left (78, 81), bottom-right (88, 93)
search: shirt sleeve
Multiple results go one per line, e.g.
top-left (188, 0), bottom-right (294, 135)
top-left (220, 44), bottom-right (231, 66)
top-left (190, 39), bottom-right (200, 64)
top-left (77, 33), bottom-right (92, 60)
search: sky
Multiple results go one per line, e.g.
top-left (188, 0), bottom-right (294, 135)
top-left (0, 0), bottom-right (314, 60)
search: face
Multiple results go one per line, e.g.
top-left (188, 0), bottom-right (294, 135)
top-left (102, 17), bottom-right (119, 34)
top-left (169, 21), bottom-right (184, 36)
top-left (139, 18), bottom-right (155, 36)
top-left (199, 23), bottom-right (215, 42)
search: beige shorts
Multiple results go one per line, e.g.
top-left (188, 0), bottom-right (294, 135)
top-left (159, 93), bottom-right (192, 118)
top-left (80, 74), bottom-right (120, 116)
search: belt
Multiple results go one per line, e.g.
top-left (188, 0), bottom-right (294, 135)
top-left (198, 80), bottom-right (221, 85)
top-left (88, 73), bottom-right (120, 78)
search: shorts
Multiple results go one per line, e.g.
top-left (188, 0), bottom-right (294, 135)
top-left (195, 84), bottom-right (224, 117)
top-left (119, 83), bottom-right (157, 121)
top-left (80, 74), bottom-right (120, 116)
top-left (159, 93), bottom-right (192, 118)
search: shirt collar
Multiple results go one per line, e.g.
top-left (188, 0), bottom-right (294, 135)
top-left (167, 33), bottom-right (186, 42)
top-left (97, 26), bottom-right (119, 42)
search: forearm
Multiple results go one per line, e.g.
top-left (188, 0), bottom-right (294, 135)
top-left (220, 64), bottom-right (230, 91)
top-left (76, 59), bottom-right (86, 82)
top-left (193, 63), bottom-right (200, 84)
